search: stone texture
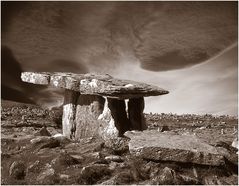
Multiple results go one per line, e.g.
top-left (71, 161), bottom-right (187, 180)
top-left (128, 97), bottom-right (147, 130)
top-left (36, 164), bottom-right (58, 185)
top-left (21, 72), bottom-right (169, 99)
top-left (34, 126), bottom-right (51, 137)
top-left (97, 98), bottom-right (120, 140)
top-left (62, 89), bottom-right (79, 139)
top-left (79, 164), bottom-right (111, 184)
top-left (71, 94), bottom-right (133, 140)
top-left (100, 171), bottom-right (134, 185)
top-left (104, 137), bottom-right (129, 154)
top-left (105, 155), bottom-right (123, 162)
top-left (124, 130), bottom-right (225, 166)
top-left (30, 136), bottom-right (60, 150)
top-left (151, 167), bottom-right (200, 185)
top-left (9, 161), bottom-right (26, 180)
top-left (54, 152), bottom-right (80, 167)
top-left (74, 95), bottom-right (105, 139)
top-left (232, 137), bottom-right (238, 150)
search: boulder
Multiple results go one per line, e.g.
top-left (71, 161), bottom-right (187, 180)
top-left (27, 160), bottom-right (41, 174)
top-left (153, 167), bottom-right (177, 185)
top-left (105, 155), bottom-right (123, 163)
top-left (54, 152), bottom-right (80, 167)
top-left (34, 126), bottom-right (51, 137)
top-left (152, 167), bottom-right (200, 185)
top-left (231, 137), bottom-right (238, 150)
top-left (100, 171), bottom-right (134, 185)
top-left (79, 164), bottom-right (111, 184)
top-left (9, 161), bottom-right (26, 180)
top-left (36, 167), bottom-right (58, 185)
top-left (104, 137), bottom-right (129, 154)
top-left (125, 130), bottom-right (225, 166)
top-left (30, 136), bottom-right (60, 150)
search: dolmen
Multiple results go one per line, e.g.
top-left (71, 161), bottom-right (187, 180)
top-left (21, 72), bottom-right (169, 141)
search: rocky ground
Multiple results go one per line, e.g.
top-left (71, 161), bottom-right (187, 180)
top-left (1, 100), bottom-right (238, 185)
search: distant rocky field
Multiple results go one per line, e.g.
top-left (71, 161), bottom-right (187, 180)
top-left (1, 100), bottom-right (238, 185)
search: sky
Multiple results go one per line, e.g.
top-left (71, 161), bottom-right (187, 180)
top-left (1, 1), bottom-right (238, 115)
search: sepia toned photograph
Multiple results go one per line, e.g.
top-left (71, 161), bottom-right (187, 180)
top-left (1, 1), bottom-right (238, 185)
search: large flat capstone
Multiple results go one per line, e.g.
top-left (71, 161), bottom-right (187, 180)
top-left (21, 72), bottom-right (168, 99)
top-left (124, 130), bottom-right (225, 166)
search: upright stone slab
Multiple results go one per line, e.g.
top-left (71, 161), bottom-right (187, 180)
top-left (62, 90), bottom-right (79, 139)
top-left (74, 95), bottom-right (105, 139)
top-left (128, 97), bottom-right (147, 130)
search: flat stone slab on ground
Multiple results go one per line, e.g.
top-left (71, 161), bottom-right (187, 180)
top-left (124, 130), bottom-right (225, 166)
top-left (21, 72), bottom-right (168, 99)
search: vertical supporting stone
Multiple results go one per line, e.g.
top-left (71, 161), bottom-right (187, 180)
top-left (62, 89), bottom-right (79, 139)
top-left (128, 97), bottom-right (147, 130)
top-left (98, 98), bottom-right (119, 140)
top-left (107, 98), bottom-right (131, 136)
top-left (74, 95), bottom-right (105, 139)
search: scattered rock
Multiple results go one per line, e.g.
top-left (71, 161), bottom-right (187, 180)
top-left (158, 125), bottom-right (170, 132)
top-left (101, 171), bottom-right (134, 185)
top-left (178, 174), bottom-right (200, 184)
top-left (105, 155), bottom-right (123, 162)
top-left (36, 167), bottom-right (59, 185)
top-left (203, 175), bottom-right (223, 185)
top-left (27, 160), bottom-right (41, 174)
top-left (70, 154), bottom-right (84, 161)
top-left (52, 133), bottom-right (71, 145)
top-left (89, 152), bottom-right (102, 159)
top-left (59, 174), bottom-right (70, 180)
top-left (54, 152), bottom-right (80, 167)
top-left (125, 130), bottom-right (225, 166)
top-left (31, 136), bottom-right (60, 149)
top-left (104, 137), bottom-right (129, 154)
top-left (107, 161), bottom-right (128, 170)
top-left (9, 161), bottom-right (26, 180)
top-left (93, 159), bottom-right (109, 165)
top-left (79, 164), bottom-right (111, 184)
top-left (152, 167), bottom-right (199, 185)
top-left (1, 153), bottom-right (11, 159)
top-left (34, 126), bottom-right (51, 136)
top-left (30, 136), bottom-right (51, 144)
top-left (232, 137), bottom-right (238, 150)
top-left (153, 167), bottom-right (176, 185)
top-left (64, 140), bottom-right (104, 155)
top-left (214, 141), bottom-right (238, 167)
top-left (108, 161), bottom-right (118, 170)
top-left (215, 141), bottom-right (237, 153)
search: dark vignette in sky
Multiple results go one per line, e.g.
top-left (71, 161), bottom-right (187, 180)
top-left (1, 1), bottom-right (238, 115)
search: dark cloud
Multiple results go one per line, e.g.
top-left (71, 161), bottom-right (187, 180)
top-left (1, 1), bottom-right (237, 72)
top-left (1, 46), bottom-right (36, 103)
top-left (1, 45), bottom-right (88, 106)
